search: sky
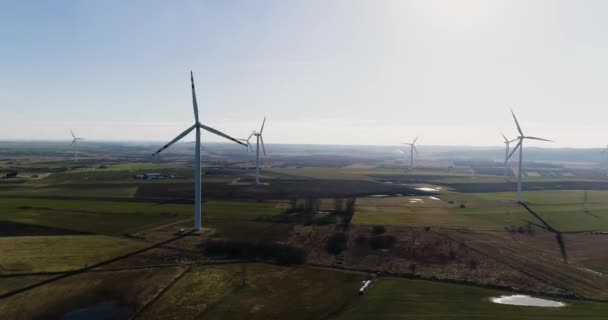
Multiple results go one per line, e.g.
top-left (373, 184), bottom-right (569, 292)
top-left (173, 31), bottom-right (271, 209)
top-left (1, 0), bottom-right (608, 148)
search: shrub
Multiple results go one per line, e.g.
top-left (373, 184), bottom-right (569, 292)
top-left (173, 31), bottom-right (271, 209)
top-left (327, 232), bottom-right (348, 255)
top-left (409, 263), bottom-right (417, 274)
top-left (313, 213), bottom-right (337, 225)
top-left (371, 225), bottom-right (386, 235)
top-left (202, 239), bottom-right (306, 265)
top-left (469, 259), bottom-right (478, 270)
top-left (369, 235), bottom-right (396, 250)
top-left (355, 234), bottom-right (368, 245)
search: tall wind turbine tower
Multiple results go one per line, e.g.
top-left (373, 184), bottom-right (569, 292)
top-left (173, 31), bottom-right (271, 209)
top-left (152, 72), bottom-right (246, 231)
top-left (401, 137), bottom-right (419, 171)
top-left (501, 132), bottom-right (517, 178)
top-left (244, 117), bottom-right (267, 185)
top-left (70, 130), bottom-right (84, 162)
top-left (506, 109), bottom-right (552, 203)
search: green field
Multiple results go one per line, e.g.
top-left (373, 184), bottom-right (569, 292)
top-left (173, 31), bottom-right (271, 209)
top-left (478, 190), bottom-right (608, 204)
top-left (0, 275), bottom-right (52, 295)
top-left (0, 235), bottom-right (147, 274)
top-left (0, 267), bottom-right (184, 319)
top-left (141, 264), bottom-right (363, 320)
top-left (338, 277), bottom-right (608, 319)
top-left (352, 191), bottom-right (608, 232)
top-left (0, 198), bottom-right (284, 234)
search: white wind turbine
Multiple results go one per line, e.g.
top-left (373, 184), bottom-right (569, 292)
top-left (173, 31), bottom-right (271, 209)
top-left (506, 109), bottom-right (553, 203)
top-left (602, 146), bottom-right (608, 171)
top-left (244, 117), bottom-right (267, 185)
top-left (401, 137), bottom-right (419, 171)
top-left (70, 130), bottom-right (84, 162)
top-left (152, 72), bottom-right (246, 231)
top-left (501, 132), bottom-right (517, 178)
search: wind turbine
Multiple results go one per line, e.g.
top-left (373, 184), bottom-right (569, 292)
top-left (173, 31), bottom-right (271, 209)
top-left (506, 109), bottom-right (552, 203)
top-left (501, 132), bottom-right (517, 178)
top-left (152, 72), bottom-right (246, 231)
top-left (237, 137), bottom-right (254, 170)
top-left (70, 130), bottom-right (84, 162)
top-left (602, 146), bottom-right (608, 171)
top-left (401, 137), bottom-right (419, 171)
top-left (244, 117), bottom-right (267, 185)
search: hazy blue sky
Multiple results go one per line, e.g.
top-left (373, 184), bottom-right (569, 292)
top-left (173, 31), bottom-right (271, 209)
top-left (2, 0), bottom-right (608, 147)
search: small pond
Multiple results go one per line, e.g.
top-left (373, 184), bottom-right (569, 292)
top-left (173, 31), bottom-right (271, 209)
top-left (490, 295), bottom-right (565, 307)
top-left (63, 301), bottom-right (135, 320)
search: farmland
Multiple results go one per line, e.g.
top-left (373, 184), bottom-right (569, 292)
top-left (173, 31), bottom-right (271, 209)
top-left (2, 142), bottom-right (608, 318)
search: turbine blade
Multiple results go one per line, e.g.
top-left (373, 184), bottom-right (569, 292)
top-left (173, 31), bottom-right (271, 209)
top-left (260, 116), bottom-right (266, 134)
top-left (525, 136), bottom-right (553, 142)
top-left (413, 145), bottom-right (419, 154)
top-left (412, 136), bottom-right (419, 145)
top-left (507, 139), bottom-right (522, 160)
top-left (199, 123), bottom-right (247, 146)
top-left (152, 124), bottom-right (197, 156)
top-left (501, 132), bottom-right (508, 142)
top-left (246, 131), bottom-right (255, 142)
top-left (260, 135), bottom-right (267, 157)
top-left (510, 108), bottom-right (524, 136)
top-left (191, 71), bottom-right (200, 123)
top-left (70, 130), bottom-right (76, 139)
top-left (71, 139), bottom-right (76, 146)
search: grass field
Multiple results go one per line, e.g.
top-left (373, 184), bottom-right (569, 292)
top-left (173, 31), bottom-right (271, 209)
top-left (352, 191), bottom-right (608, 232)
top-left (0, 275), bottom-right (52, 295)
top-left (141, 264), bottom-right (363, 320)
top-left (478, 190), bottom-right (608, 204)
top-left (0, 267), bottom-right (184, 319)
top-left (338, 277), bottom-right (608, 319)
top-left (0, 235), bottom-right (147, 274)
top-left (0, 198), bottom-right (284, 234)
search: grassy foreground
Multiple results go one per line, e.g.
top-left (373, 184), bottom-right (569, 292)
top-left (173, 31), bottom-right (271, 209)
top-left (142, 264), bottom-right (363, 320)
top-left (338, 277), bottom-right (608, 319)
top-left (0, 267), bottom-right (184, 319)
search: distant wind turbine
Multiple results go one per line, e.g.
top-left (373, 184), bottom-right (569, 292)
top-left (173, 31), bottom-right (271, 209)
top-left (602, 146), bottom-right (608, 170)
top-left (70, 130), bottom-right (84, 162)
top-left (244, 117), bottom-right (268, 185)
top-left (501, 132), bottom-right (517, 178)
top-left (152, 72), bottom-right (246, 231)
top-left (506, 109), bottom-right (553, 203)
top-left (401, 137), bottom-right (419, 171)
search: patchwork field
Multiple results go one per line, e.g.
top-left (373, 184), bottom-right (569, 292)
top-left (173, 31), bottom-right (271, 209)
top-left (2, 150), bottom-right (608, 319)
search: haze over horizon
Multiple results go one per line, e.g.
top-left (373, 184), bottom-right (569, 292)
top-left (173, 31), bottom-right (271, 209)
top-left (2, 0), bottom-right (608, 148)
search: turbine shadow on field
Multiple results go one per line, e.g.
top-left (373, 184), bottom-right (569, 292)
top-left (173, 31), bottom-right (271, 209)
top-left (0, 231), bottom-right (195, 299)
top-left (519, 202), bottom-right (568, 263)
